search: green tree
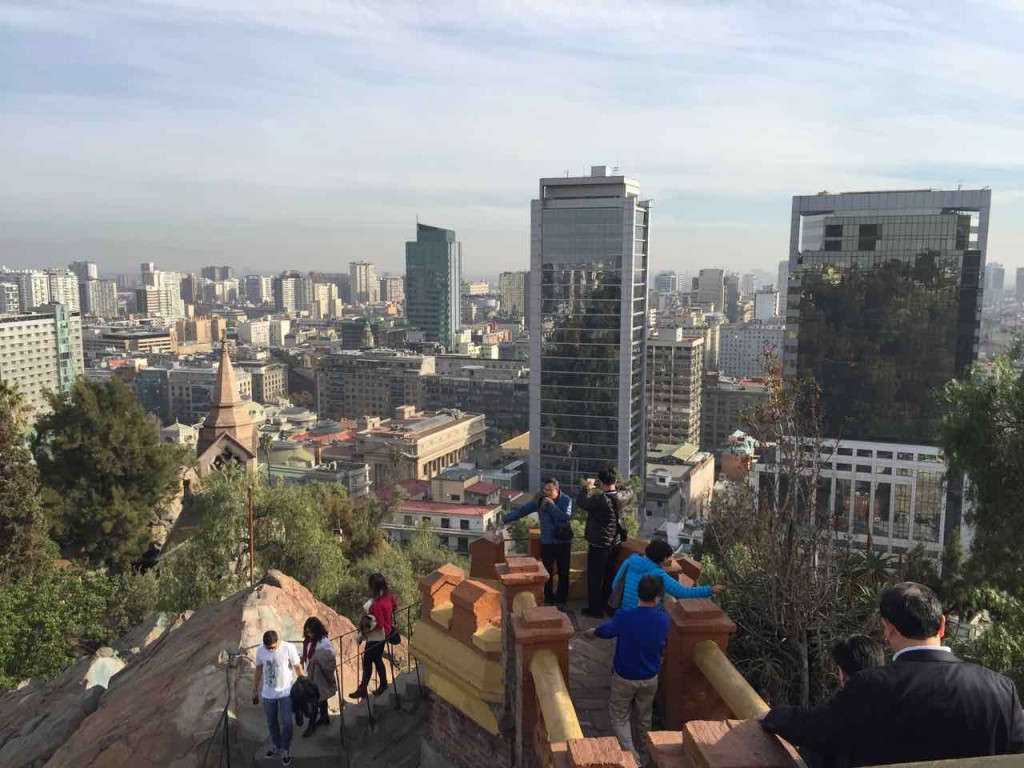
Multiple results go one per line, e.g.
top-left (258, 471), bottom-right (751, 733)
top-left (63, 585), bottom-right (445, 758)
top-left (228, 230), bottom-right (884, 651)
top-left (950, 587), bottom-right (1024, 691)
top-left (32, 379), bottom-right (188, 568)
top-left (937, 344), bottom-right (1024, 594)
top-left (0, 382), bottom-right (53, 583)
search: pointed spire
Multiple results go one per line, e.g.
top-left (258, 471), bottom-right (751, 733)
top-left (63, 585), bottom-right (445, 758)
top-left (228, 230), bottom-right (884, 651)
top-left (212, 339), bottom-right (241, 408)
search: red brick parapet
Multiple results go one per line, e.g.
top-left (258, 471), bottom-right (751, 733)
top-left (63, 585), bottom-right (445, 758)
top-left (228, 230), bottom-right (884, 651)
top-left (647, 720), bottom-right (795, 768)
top-left (660, 599), bottom-right (737, 729)
top-left (496, 556), bottom-right (550, 612)
top-left (451, 579), bottom-right (502, 656)
top-left (567, 737), bottom-right (638, 768)
top-left (418, 563), bottom-right (465, 621)
top-left (470, 530), bottom-right (507, 582)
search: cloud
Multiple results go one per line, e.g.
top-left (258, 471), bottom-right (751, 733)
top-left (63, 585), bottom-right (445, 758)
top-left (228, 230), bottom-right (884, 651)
top-left (1, 0), bottom-right (1023, 274)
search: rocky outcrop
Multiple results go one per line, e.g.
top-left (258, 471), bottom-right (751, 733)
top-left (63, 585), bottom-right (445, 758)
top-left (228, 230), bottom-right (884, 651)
top-left (0, 570), bottom-right (359, 768)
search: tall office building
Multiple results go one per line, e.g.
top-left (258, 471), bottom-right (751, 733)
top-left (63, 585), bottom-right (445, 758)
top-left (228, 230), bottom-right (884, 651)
top-left (380, 275), bottom-right (405, 305)
top-left (529, 166), bottom-right (650, 491)
top-left (350, 262), bottom-right (379, 304)
top-left (0, 283), bottom-right (19, 315)
top-left (5, 270), bottom-right (50, 311)
top-left (295, 274), bottom-right (316, 314)
top-left (201, 266), bottom-right (233, 281)
top-left (405, 223), bottom-right (462, 349)
top-left (740, 273), bottom-right (756, 298)
top-left (696, 269), bottom-right (725, 311)
top-left (0, 303), bottom-right (84, 416)
top-left (47, 269), bottom-right (81, 313)
top-left (84, 280), bottom-right (118, 318)
top-left (1017, 267), bottom-right (1024, 301)
top-left (498, 271), bottom-right (529, 321)
top-left (787, 188), bottom-right (990, 554)
top-left (243, 274), bottom-right (273, 305)
top-left (273, 272), bottom-right (300, 314)
top-left (718, 322), bottom-right (784, 379)
top-left (753, 288), bottom-right (780, 321)
top-left (984, 262), bottom-right (1005, 310)
top-left (724, 274), bottom-right (741, 322)
top-left (777, 260), bottom-right (789, 315)
top-left (646, 328), bottom-right (703, 447)
top-left (653, 270), bottom-right (678, 294)
top-left (68, 261), bottom-right (99, 282)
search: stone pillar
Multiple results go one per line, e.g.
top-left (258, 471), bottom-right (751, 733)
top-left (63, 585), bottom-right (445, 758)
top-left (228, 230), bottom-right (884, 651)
top-left (660, 598), bottom-right (737, 729)
top-left (527, 529), bottom-right (542, 561)
top-left (418, 563), bottom-right (465, 622)
top-left (496, 556), bottom-right (548, 615)
top-left (567, 737), bottom-right (637, 768)
top-left (678, 720), bottom-right (795, 768)
top-left (511, 606), bottom-right (574, 768)
top-left (470, 530), bottom-right (507, 582)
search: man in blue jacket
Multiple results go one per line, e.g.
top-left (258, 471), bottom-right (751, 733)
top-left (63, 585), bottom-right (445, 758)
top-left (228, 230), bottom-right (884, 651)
top-left (502, 477), bottom-right (573, 608)
top-left (612, 539), bottom-right (725, 611)
top-left (585, 574), bottom-right (669, 766)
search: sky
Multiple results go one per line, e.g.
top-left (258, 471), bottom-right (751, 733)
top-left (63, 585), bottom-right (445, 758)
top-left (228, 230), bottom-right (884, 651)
top-left (2, 1), bottom-right (1024, 281)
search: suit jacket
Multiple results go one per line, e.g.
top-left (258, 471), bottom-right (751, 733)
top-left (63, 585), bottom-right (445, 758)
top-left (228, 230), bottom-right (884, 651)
top-left (762, 649), bottom-right (1024, 766)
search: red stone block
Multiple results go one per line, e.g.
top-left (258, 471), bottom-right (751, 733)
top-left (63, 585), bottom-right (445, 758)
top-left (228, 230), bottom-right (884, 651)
top-left (450, 578), bottom-right (502, 650)
top-left (417, 563), bottom-right (465, 621)
top-left (682, 719), bottom-right (794, 768)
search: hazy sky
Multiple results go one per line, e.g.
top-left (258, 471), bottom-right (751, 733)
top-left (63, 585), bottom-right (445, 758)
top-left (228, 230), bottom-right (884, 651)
top-left (3, 1), bottom-right (1023, 280)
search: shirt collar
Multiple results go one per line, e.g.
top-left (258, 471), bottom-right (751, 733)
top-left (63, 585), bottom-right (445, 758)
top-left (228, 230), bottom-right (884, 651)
top-left (892, 644), bottom-right (951, 661)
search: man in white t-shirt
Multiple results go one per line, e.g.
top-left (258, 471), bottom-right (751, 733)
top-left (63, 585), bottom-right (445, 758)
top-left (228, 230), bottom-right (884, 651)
top-left (252, 630), bottom-right (303, 766)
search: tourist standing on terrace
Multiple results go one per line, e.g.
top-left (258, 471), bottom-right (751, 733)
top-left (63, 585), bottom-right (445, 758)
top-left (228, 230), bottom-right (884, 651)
top-left (577, 468), bottom-right (633, 619)
top-left (761, 582), bottom-right (1024, 765)
top-left (585, 574), bottom-right (668, 766)
top-left (501, 477), bottom-right (574, 609)
top-left (612, 539), bottom-right (725, 610)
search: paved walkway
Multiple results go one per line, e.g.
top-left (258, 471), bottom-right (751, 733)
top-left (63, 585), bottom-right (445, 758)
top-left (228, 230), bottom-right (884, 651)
top-left (566, 607), bottom-right (616, 738)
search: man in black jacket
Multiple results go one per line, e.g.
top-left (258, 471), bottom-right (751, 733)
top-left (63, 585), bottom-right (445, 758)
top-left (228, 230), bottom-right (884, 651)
top-left (761, 582), bottom-right (1024, 766)
top-left (576, 467), bottom-right (634, 619)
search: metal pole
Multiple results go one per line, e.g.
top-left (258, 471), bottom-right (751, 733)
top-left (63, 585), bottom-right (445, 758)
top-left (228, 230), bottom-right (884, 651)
top-left (247, 484), bottom-right (254, 588)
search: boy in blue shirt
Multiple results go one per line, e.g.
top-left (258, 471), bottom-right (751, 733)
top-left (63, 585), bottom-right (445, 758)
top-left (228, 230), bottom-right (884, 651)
top-left (585, 574), bottom-right (668, 765)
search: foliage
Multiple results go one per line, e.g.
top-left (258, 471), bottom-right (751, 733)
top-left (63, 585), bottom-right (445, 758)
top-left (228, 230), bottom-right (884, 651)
top-left (0, 563), bottom-right (156, 691)
top-left (406, 521), bottom-right (466, 576)
top-left (949, 587), bottom-right (1024, 691)
top-left (936, 344), bottom-right (1024, 594)
top-left (32, 379), bottom-right (189, 568)
top-left (504, 516), bottom-right (534, 555)
top-left (0, 383), bottom-right (54, 583)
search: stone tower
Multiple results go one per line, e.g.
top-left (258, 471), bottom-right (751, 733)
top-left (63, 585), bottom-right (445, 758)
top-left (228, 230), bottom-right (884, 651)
top-left (196, 342), bottom-right (257, 474)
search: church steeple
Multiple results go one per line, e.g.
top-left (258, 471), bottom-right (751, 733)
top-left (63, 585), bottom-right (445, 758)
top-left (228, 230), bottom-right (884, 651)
top-left (195, 338), bottom-right (258, 470)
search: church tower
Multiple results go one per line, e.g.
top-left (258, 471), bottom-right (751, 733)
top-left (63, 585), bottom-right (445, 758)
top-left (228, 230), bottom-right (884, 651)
top-left (196, 341), bottom-right (257, 474)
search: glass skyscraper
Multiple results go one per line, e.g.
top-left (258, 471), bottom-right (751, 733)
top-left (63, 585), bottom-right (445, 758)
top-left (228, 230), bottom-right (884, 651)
top-left (529, 166), bottom-right (650, 492)
top-left (787, 189), bottom-right (990, 444)
top-left (405, 223), bottom-right (462, 350)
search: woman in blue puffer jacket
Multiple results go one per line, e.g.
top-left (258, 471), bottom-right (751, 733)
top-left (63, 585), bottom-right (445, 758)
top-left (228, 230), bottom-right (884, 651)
top-left (612, 539), bottom-right (725, 611)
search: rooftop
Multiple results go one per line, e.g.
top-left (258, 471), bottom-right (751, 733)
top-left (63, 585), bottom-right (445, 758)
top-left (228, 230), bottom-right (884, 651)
top-left (398, 500), bottom-right (498, 517)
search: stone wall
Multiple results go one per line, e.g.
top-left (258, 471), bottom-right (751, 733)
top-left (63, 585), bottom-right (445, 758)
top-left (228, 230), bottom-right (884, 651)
top-left (422, 693), bottom-right (513, 768)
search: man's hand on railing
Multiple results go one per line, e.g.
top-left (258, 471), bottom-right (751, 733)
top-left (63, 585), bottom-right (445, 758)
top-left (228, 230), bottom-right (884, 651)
top-left (583, 628), bottom-right (597, 641)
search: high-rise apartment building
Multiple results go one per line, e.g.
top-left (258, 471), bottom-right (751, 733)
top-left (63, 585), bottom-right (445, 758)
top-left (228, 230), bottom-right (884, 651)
top-left (788, 189), bottom-right (989, 443)
top-left (740, 273), bottom-right (756, 298)
top-left (349, 262), bottom-right (380, 304)
top-left (84, 280), bottom-right (118, 318)
top-left (380, 275), bottom-right (405, 305)
top-left (724, 274), bottom-right (741, 322)
top-left (0, 304), bottom-right (84, 416)
top-left (237, 319), bottom-right (271, 347)
top-left (653, 270), bottom-right (678, 294)
top-left (244, 274), bottom-right (274, 305)
top-left (46, 269), bottom-right (81, 313)
top-left (719, 322), bottom-right (784, 379)
top-left (984, 262), bottom-right (1005, 310)
top-left (700, 374), bottom-right (770, 451)
top-left (646, 328), bottom-right (703, 447)
top-left (273, 272), bottom-right (300, 314)
top-left (529, 166), bottom-right (650, 491)
top-left (696, 269), bottom-right (725, 311)
top-left (316, 350), bottom-right (435, 420)
top-left (0, 283), bottom-right (19, 315)
top-left (3, 270), bottom-right (50, 311)
top-left (753, 288), bottom-right (780, 322)
top-left (68, 261), bottom-right (99, 282)
top-left (498, 271), bottom-right (529, 321)
top-left (405, 223), bottom-right (462, 349)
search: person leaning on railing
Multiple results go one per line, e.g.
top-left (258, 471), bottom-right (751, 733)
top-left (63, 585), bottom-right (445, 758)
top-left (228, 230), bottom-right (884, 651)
top-left (611, 539), bottom-right (725, 611)
top-left (500, 476), bottom-right (574, 610)
top-left (760, 582), bottom-right (1024, 766)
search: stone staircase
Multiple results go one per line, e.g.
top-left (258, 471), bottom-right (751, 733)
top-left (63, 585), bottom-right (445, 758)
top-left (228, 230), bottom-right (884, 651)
top-left (253, 669), bottom-right (428, 768)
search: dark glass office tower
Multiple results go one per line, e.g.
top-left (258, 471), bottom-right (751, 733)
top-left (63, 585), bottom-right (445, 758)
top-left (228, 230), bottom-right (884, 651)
top-left (405, 223), bottom-right (462, 349)
top-left (529, 166), bottom-right (650, 492)
top-left (786, 190), bottom-right (990, 444)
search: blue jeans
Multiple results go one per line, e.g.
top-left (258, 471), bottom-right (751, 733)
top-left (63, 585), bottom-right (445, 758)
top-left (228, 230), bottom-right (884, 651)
top-left (262, 695), bottom-right (294, 752)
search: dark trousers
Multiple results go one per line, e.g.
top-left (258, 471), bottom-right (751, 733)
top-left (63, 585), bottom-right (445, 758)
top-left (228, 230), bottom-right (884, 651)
top-left (586, 545), bottom-right (618, 614)
top-left (360, 640), bottom-right (387, 689)
top-left (540, 541), bottom-right (572, 606)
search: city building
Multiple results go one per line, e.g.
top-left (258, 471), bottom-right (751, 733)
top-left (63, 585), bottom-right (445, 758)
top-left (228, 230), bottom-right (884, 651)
top-left (753, 288), bottom-right (780, 322)
top-left (777, 260), bottom-right (789, 311)
top-left (700, 373), bottom-right (770, 451)
top-left (234, 361), bottom-right (287, 404)
top-left (787, 189), bottom-right (989, 445)
top-left (168, 365), bottom-right (252, 424)
top-left (645, 328), bottom-right (703, 448)
top-left (0, 282), bottom-right (20, 315)
top-left (179, 273), bottom-right (201, 305)
top-left (1018, 267), bottom-right (1024, 302)
top-left (68, 261), bottom-right (99, 282)
top-left (380, 274), bottom-right (405, 305)
top-left (134, 367), bottom-right (172, 424)
top-left (243, 275), bottom-right (274, 305)
top-left (269, 318), bottom-right (291, 347)
top-left (644, 442), bottom-right (715, 534)
top-left (83, 280), bottom-right (118, 318)
top-left (4, 270), bottom-right (50, 311)
top-left (696, 269), bottom-right (725, 311)
top-left (406, 223), bottom-right (462, 349)
top-left (529, 165), bottom-right (650, 491)
top-left (654, 270), bottom-right (678, 294)
top-left (195, 343), bottom-right (257, 475)
top-left (273, 272), bottom-right (300, 314)
top-left (984, 262), bottom-right (1005, 310)
top-left (316, 349), bottom-right (435, 420)
top-left (464, 281), bottom-right (489, 297)
top-left (236, 319), bottom-right (271, 347)
top-left (740, 273), bottom-right (756, 297)
top-left (724, 274), bottom-right (740, 322)
top-left (350, 406), bottom-right (487, 487)
top-left (498, 271), bottom-right (529, 321)
top-left (349, 261), bottom-right (380, 304)
top-left (201, 266), bottom-right (234, 281)
top-left (718, 323), bottom-right (785, 379)
top-left (0, 304), bottom-right (84, 416)
top-left (421, 363), bottom-right (530, 438)
top-left (85, 327), bottom-right (176, 359)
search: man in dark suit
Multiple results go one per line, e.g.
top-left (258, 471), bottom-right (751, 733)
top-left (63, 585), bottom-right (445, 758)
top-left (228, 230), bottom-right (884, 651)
top-left (761, 581), bottom-right (1024, 766)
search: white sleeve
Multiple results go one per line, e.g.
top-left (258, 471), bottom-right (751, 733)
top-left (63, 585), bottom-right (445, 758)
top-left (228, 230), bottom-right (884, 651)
top-left (255, 647), bottom-right (265, 666)
top-left (288, 643), bottom-right (300, 665)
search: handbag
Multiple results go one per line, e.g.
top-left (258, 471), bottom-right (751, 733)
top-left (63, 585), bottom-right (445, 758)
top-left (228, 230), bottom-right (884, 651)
top-left (386, 625), bottom-right (401, 645)
top-left (608, 572), bottom-right (626, 610)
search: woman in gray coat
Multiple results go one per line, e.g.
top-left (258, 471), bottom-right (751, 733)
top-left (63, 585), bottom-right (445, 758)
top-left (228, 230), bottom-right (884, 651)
top-left (300, 617), bottom-right (337, 737)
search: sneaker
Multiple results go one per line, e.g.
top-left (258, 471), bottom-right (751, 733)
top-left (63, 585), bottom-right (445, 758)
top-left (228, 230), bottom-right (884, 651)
top-left (281, 751), bottom-right (292, 766)
top-left (265, 746), bottom-right (280, 758)
top-left (371, 682), bottom-right (388, 697)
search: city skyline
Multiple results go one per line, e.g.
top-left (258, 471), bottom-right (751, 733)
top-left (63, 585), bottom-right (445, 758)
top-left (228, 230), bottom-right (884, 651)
top-left (3, 2), bottom-right (1024, 276)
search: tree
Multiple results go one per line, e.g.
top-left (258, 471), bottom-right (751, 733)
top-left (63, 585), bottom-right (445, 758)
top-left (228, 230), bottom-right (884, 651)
top-left (936, 345), bottom-right (1024, 594)
top-left (0, 383), bottom-right (53, 583)
top-left (32, 379), bottom-right (188, 568)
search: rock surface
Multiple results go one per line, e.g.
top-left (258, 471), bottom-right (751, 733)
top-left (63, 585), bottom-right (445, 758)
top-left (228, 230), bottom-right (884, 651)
top-left (0, 570), bottom-right (359, 768)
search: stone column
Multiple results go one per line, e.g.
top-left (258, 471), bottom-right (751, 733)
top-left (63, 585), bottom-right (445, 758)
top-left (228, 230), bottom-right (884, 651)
top-left (660, 598), bottom-right (737, 729)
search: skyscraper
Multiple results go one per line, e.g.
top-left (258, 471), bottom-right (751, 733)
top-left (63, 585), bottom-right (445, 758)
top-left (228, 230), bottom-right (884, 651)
top-left (696, 269), bottom-right (725, 311)
top-left (350, 261), bottom-right (380, 304)
top-left (68, 261), bottom-right (99, 282)
top-left (273, 272), bottom-right (300, 314)
top-left (984, 262), bottom-right (1005, 310)
top-left (405, 223), bottom-right (462, 349)
top-left (646, 328), bottom-right (702, 447)
top-left (0, 303), bottom-right (84, 416)
top-left (498, 271), bottom-right (529, 321)
top-left (1017, 267), bottom-right (1024, 301)
top-left (788, 189), bottom-right (989, 443)
top-left (653, 270), bottom-right (678, 294)
top-left (529, 166), bottom-right (650, 491)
